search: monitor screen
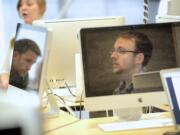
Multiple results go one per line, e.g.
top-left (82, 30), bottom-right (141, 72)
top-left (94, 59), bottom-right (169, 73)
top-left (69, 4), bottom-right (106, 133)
top-left (9, 23), bottom-right (58, 117)
top-left (80, 22), bottom-right (180, 111)
top-left (33, 16), bottom-right (125, 99)
top-left (9, 23), bottom-right (49, 92)
top-left (160, 68), bottom-right (180, 127)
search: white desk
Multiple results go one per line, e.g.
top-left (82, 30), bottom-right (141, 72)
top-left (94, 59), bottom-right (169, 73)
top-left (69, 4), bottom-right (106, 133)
top-left (43, 110), bottom-right (176, 135)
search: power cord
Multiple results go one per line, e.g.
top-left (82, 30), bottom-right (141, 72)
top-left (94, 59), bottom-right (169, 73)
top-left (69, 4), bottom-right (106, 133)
top-left (48, 78), bottom-right (84, 119)
top-left (54, 94), bottom-right (65, 104)
top-left (44, 119), bottom-right (80, 133)
top-left (53, 93), bottom-right (76, 117)
top-left (64, 81), bottom-right (76, 97)
top-left (62, 80), bottom-right (85, 119)
top-left (78, 90), bottom-right (84, 119)
top-left (50, 78), bottom-right (77, 98)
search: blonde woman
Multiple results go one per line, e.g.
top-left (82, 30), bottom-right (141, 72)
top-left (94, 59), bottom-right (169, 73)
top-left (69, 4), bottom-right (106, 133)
top-left (0, 0), bottom-right (46, 89)
top-left (17, 0), bottom-right (46, 24)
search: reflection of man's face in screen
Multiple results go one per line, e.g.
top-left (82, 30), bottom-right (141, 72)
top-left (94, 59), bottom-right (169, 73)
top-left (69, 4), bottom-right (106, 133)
top-left (111, 37), bottom-right (138, 74)
top-left (10, 38), bottom-right (41, 89)
top-left (110, 31), bottom-right (153, 76)
top-left (13, 50), bottom-right (38, 77)
top-left (110, 31), bottom-right (153, 94)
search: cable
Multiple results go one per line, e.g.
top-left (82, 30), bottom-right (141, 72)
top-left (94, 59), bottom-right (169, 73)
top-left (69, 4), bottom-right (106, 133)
top-left (64, 81), bottom-right (76, 97)
top-left (54, 93), bottom-right (77, 117)
top-left (47, 78), bottom-right (85, 119)
top-left (78, 90), bottom-right (84, 119)
top-left (43, 80), bottom-right (81, 133)
top-left (44, 119), bottom-right (80, 133)
top-left (54, 94), bottom-right (65, 104)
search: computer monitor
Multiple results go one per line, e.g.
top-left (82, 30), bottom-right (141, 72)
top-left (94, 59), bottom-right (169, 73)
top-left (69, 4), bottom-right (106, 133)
top-left (160, 68), bottom-right (180, 130)
top-left (8, 23), bottom-right (59, 116)
top-left (10, 23), bottom-right (50, 92)
top-left (168, 0), bottom-right (180, 15)
top-left (79, 22), bottom-right (180, 111)
top-left (33, 16), bottom-right (125, 99)
top-left (133, 71), bottom-right (163, 93)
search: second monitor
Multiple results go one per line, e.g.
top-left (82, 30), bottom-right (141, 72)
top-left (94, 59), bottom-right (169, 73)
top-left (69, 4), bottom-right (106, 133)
top-left (34, 16), bottom-right (125, 98)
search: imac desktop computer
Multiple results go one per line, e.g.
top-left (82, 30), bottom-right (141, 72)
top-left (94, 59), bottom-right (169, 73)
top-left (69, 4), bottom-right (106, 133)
top-left (79, 21), bottom-right (180, 112)
top-left (0, 23), bottom-right (50, 135)
top-left (7, 23), bottom-right (59, 117)
top-left (9, 23), bottom-right (51, 93)
top-left (33, 16), bottom-right (125, 102)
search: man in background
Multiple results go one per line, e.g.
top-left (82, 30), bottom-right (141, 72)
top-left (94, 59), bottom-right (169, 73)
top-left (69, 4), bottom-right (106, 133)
top-left (10, 38), bottom-right (41, 89)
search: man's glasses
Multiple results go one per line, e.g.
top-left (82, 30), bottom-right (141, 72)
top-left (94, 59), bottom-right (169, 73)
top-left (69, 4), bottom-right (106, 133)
top-left (110, 47), bottom-right (141, 55)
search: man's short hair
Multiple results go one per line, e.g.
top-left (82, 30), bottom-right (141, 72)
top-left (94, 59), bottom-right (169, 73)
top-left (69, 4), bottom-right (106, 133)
top-left (14, 39), bottom-right (41, 56)
top-left (117, 31), bottom-right (153, 67)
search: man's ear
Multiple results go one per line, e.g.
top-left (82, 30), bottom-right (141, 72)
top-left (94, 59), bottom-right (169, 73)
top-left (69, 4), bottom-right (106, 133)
top-left (135, 53), bottom-right (144, 65)
top-left (13, 51), bottom-right (19, 58)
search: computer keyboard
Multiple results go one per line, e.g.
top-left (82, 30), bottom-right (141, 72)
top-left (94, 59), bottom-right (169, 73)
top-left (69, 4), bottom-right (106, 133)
top-left (98, 118), bottom-right (174, 132)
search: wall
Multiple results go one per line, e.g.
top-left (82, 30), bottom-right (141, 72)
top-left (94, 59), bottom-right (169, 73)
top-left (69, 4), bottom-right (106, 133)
top-left (1, 0), bottom-right (160, 72)
top-left (0, 0), bottom-right (5, 67)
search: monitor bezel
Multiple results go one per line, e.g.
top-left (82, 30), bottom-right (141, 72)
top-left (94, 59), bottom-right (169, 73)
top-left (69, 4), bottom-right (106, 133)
top-left (33, 16), bottom-right (125, 99)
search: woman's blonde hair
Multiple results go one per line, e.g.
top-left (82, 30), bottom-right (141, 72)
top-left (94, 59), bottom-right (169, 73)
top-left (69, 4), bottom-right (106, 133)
top-left (17, 0), bottom-right (46, 17)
